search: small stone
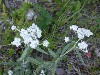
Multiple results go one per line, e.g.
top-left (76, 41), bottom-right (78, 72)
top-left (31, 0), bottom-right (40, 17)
top-left (56, 68), bottom-right (65, 75)
top-left (26, 9), bottom-right (37, 21)
top-left (95, 48), bottom-right (100, 57)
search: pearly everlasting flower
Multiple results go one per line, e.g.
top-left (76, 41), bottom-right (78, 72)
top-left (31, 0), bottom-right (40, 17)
top-left (36, 28), bottom-right (42, 38)
top-left (30, 39), bottom-right (39, 49)
top-left (78, 41), bottom-right (88, 53)
top-left (27, 23), bottom-right (42, 38)
top-left (41, 70), bottom-right (45, 74)
top-left (70, 25), bottom-right (78, 31)
top-left (8, 70), bottom-right (13, 75)
top-left (64, 37), bottom-right (70, 43)
top-left (77, 28), bottom-right (93, 39)
top-left (40, 70), bottom-right (45, 75)
top-left (69, 25), bottom-right (93, 40)
top-left (43, 40), bottom-right (49, 47)
top-left (32, 23), bottom-right (38, 28)
top-left (11, 25), bottom-right (16, 30)
top-left (11, 38), bottom-right (21, 47)
top-left (83, 29), bottom-right (93, 37)
top-left (20, 29), bottom-right (29, 38)
top-left (77, 28), bottom-right (85, 39)
top-left (23, 35), bottom-right (33, 44)
top-left (11, 23), bottom-right (44, 48)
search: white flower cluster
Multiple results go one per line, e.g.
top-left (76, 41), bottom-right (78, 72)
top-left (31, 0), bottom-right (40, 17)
top-left (8, 70), bottom-right (13, 75)
top-left (70, 25), bottom-right (93, 53)
top-left (11, 25), bottom-right (16, 30)
top-left (11, 23), bottom-right (49, 48)
top-left (70, 25), bottom-right (93, 39)
top-left (11, 38), bottom-right (21, 47)
top-left (64, 25), bottom-right (93, 53)
top-left (64, 37), bottom-right (70, 43)
top-left (70, 25), bottom-right (78, 31)
top-left (43, 40), bottom-right (49, 47)
top-left (78, 41), bottom-right (88, 53)
top-left (40, 70), bottom-right (45, 75)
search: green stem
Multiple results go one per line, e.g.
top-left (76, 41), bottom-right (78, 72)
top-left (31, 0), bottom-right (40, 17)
top-left (55, 39), bottom-right (80, 63)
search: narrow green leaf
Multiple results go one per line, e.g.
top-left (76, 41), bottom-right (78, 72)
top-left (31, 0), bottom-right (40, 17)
top-left (48, 48), bottom-right (57, 58)
top-left (61, 42), bottom-right (74, 55)
top-left (14, 66), bottom-right (22, 72)
top-left (8, 49), bottom-right (14, 55)
top-left (56, 48), bottom-right (62, 55)
top-left (36, 47), bottom-right (49, 55)
top-left (26, 57), bottom-right (45, 66)
top-left (17, 47), bottom-right (32, 61)
top-left (0, 70), bottom-right (2, 75)
top-left (35, 64), bottom-right (43, 73)
top-left (74, 0), bottom-right (81, 12)
top-left (0, 0), bottom-right (2, 4)
top-left (51, 63), bottom-right (57, 75)
top-left (36, 61), bottom-right (51, 73)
